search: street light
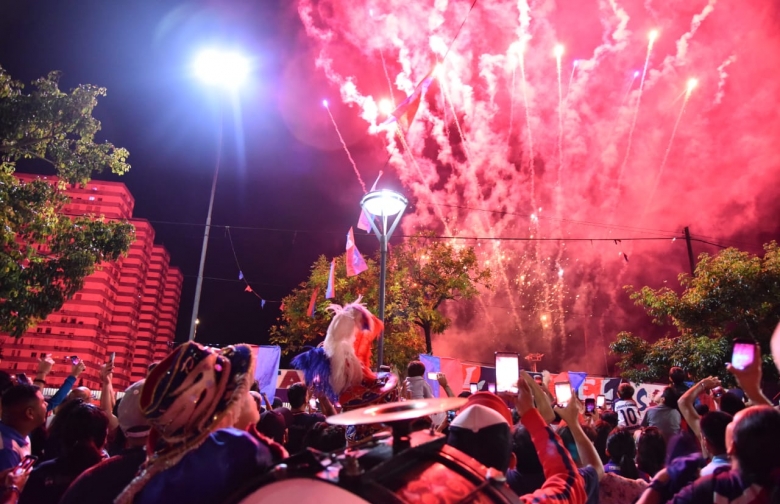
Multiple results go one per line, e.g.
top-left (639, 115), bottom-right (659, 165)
top-left (189, 48), bottom-right (250, 341)
top-left (360, 189), bottom-right (408, 368)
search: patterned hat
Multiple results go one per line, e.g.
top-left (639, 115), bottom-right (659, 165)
top-left (139, 342), bottom-right (254, 446)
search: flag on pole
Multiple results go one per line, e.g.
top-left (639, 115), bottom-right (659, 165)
top-left (568, 372), bottom-right (588, 394)
top-left (254, 346), bottom-right (281, 399)
top-left (307, 287), bottom-right (319, 317)
top-left (382, 69), bottom-right (436, 131)
top-left (325, 259), bottom-right (335, 299)
top-left (357, 208), bottom-right (373, 232)
top-left (357, 171), bottom-right (383, 232)
top-left (346, 227), bottom-right (368, 277)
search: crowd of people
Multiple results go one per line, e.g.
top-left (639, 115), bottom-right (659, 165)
top-left (0, 323), bottom-right (777, 503)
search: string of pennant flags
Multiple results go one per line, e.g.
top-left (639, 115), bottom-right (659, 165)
top-left (228, 218), bottom-right (373, 316)
top-left (226, 226), bottom-right (282, 310)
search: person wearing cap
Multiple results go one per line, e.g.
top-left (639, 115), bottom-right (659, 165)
top-left (114, 342), bottom-right (274, 504)
top-left (448, 373), bottom-right (587, 503)
top-left (59, 380), bottom-right (151, 504)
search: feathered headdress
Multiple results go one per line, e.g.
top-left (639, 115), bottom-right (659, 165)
top-left (292, 297), bottom-right (386, 405)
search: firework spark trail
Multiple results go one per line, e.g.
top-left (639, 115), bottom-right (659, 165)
top-left (555, 45), bottom-right (565, 207)
top-left (480, 214), bottom-right (525, 342)
top-left (614, 31), bottom-right (658, 198)
top-left (379, 50), bottom-right (396, 107)
top-left (323, 101), bottom-right (367, 193)
top-left (439, 72), bottom-right (472, 160)
top-left (394, 126), bottom-right (453, 236)
top-left (621, 71), bottom-right (640, 105)
top-left (518, 49), bottom-right (536, 211)
top-left (566, 61), bottom-right (578, 101)
top-left (298, 0), bottom-right (780, 369)
top-left (553, 45), bottom-right (568, 339)
top-left (714, 55), bottom-right (736, 106)
top-left (508, 64), bottom-right (516, 138)
top-left (644, 79), bottom-right (697, 217)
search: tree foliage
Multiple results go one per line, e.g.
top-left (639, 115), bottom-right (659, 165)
top-left (269, 233), bottom-right (492, 371)
top-left (611, 242), bottom-right (780, 383)
top-left (0, 66), bottom-right (134, 336)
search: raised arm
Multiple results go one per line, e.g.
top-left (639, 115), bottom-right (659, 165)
top-left (727, 343), bottom-right (771, 407)
top-left (46, 361), bottom-right (85, 412)
top-left (679, 376), bottom-right (719, 439)
top-left (516, 379), bottom-right (586, 504)
top-left (521, 370), bottom-right (556, 424)
top-left (555, 394), bottom-right (605, 480)
top-left (100, 361), bottom-right (119, 431)
top-left (437, 373), bottom-right (455, 398)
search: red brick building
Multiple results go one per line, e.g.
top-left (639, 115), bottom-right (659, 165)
top-left (0, 174), bottom-right (183, 391)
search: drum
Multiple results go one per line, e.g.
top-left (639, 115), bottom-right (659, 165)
top-left (224, 430), bottom-right (519, 504)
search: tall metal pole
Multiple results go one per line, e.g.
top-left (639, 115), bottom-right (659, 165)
top-left (189, 111), bottom-right (223, 341)
top-left (377, 227), bottom-right (388, 368)
top-left (684, 226), bottom-right (696, 276)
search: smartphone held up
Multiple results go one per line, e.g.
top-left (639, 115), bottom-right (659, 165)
top-left (495, 352), bottom-right (520, 394)
top-left (731, 339), bottom-right (755, 370)
top-left (554, 382), bottom-right (572, 407)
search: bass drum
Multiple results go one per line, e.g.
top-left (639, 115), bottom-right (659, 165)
top-left (229, 434), bottom-right (519, 504)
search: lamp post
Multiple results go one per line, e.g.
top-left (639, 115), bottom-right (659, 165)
top-left (360, 189), bottom-right (408, 368)
top-left (188, 49), bottom-right (250, 341)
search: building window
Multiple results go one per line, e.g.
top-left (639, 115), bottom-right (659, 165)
top-left (45, 328), bottom-right (51, 334)
top-left (75, 294), bottom-right (82, 300)
top-left (36, 328), bottom-right (41, 333)
top-left (31, 352), bottom-right (37, 358)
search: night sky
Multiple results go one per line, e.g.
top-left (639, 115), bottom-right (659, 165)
top-left (0, 0), bottom-right (390, 356)
top-left (1, 0), bottom-right (779, 372)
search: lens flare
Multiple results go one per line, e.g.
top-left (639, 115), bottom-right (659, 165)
top-left (379, 99), bottom-right (393, 116)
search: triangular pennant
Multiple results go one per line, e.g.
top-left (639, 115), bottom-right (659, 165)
top-left (307, 287), bottom-right (319, 318)
top-left (238, 271), bottom-right (244, 280)
top-left (382, 68), bottom-right (436, 131)
top-left (261, 299), bottom-right (266, 309)
top-left (325, 259), bottom-right (336, 299)
top-left (358, 170), bottom-right (384, 232)
top-left (568, 372), bottom-right (587, 393)
top-left (346, 227), bottom-right (368, 277)
top-left (244, 285), bottom-right (253, 293)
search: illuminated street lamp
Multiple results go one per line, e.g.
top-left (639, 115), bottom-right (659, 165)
top-left (189, 48), bottom-right (250, 341)
top-left (360, 189), bottom-right (408, 368)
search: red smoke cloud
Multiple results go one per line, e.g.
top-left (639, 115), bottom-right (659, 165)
top-left (288, 0), bottom-right (780, 372)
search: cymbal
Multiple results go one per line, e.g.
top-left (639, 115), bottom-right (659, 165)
top-left (327, 397), bottom-right (468, 426)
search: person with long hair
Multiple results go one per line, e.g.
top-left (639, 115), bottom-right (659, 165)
top-left (636, 427), bottom-right (667, 477)
top-left (605, 427), bottom-right (650, 481)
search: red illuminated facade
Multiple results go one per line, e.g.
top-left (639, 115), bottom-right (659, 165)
top-left (0, 174), bottom-right (183, 391)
